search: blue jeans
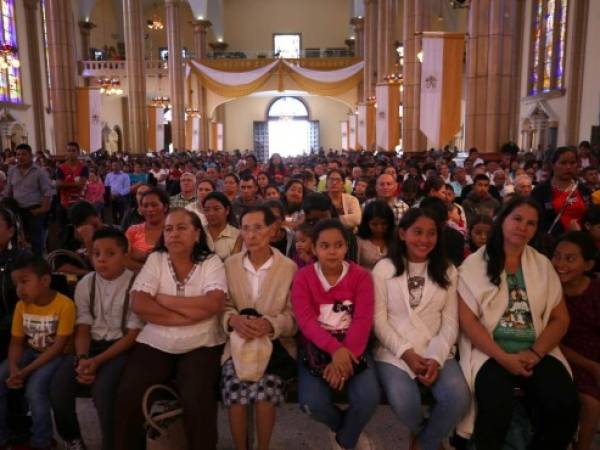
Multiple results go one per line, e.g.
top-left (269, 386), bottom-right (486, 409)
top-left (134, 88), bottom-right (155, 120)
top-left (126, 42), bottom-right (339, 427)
top-left (0, 348), bottom-right (64, 447)
top-left (377, 359), bottom-right (470, 450)
top-left (297, 352), bottom-right (381, 449)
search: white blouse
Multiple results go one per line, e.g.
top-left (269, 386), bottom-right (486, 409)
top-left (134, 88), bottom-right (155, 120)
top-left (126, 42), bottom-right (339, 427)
top-left (132, 251), bottom-right (228, 354)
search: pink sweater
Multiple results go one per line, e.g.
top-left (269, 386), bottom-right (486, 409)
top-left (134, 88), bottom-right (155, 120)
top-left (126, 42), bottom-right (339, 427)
top-left (292, 262), bottom-right (374, 357)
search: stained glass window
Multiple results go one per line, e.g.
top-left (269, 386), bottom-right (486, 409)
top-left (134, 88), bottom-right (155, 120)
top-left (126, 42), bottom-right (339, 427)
top-left (0, 0), bottom-right (21, 103)
top-left (528, 0), bottom-right (568, 96)
top-left (41, 0), bottom-right (51, 99)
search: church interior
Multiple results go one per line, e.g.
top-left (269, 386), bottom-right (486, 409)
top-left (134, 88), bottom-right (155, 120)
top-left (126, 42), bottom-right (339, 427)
top-left (2, 0), bottom-right (597, 158)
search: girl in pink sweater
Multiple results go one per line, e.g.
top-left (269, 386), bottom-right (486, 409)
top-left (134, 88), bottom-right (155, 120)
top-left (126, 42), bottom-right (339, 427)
top-left (292, 219), bottom-right (380, 450)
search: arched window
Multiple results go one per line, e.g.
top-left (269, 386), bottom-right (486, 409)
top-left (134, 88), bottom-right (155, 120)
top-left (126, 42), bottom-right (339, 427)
top-left (267, 97), bottom-right (309, 120)
top-left (0, 0), bottom-right (22, 103)
top-left (528, 0), bottom-right (568, 96)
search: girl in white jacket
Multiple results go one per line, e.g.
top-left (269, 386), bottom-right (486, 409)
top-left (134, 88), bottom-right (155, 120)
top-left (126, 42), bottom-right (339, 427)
top-left (373, 207), bottom-right (469, 450)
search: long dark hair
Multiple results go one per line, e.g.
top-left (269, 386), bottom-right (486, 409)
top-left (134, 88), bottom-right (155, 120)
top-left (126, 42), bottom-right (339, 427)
top-left (388, 207), bottom-right (450, 288)
top-left (268, 153), bottom-right (285, 175)
top-left (357, 200), bottom-right (395, 243)
top-left (154, 208), bottom-right (212, 263)
top-left (484, 196), bottom-right (543, 286)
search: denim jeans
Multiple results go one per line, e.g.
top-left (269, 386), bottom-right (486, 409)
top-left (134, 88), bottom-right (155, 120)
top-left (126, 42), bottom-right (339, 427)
top-left (19, 210), bottom-right (47, 256)
top-left (0, 348), bottom-right (64, 447)
top-left (376, 359), bottom-right (470, 450)
top-left (297, 352), bottom-right (381, 449)
top-left (50, 347), bottom-right (128, 450)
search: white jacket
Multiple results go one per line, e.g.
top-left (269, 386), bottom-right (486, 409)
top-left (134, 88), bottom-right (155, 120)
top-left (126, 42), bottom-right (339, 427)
top-left (372, 258), bottom-right (459, 377)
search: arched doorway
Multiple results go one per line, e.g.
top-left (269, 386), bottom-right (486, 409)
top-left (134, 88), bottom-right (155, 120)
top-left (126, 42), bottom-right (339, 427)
top-left (264, 97), bottom-right (317, 159)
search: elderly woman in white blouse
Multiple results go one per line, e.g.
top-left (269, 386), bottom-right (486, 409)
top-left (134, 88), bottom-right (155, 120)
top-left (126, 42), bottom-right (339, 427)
top-left (114, 208), bottom-right (227, 450)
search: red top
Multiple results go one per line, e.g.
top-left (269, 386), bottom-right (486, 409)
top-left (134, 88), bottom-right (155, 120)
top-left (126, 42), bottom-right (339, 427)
top-left (551, 187), bottom-right (586, 231)
top-left (57, 162), bottom-right (87, 208)
top-left (291, 262), bottom-right (374, 357)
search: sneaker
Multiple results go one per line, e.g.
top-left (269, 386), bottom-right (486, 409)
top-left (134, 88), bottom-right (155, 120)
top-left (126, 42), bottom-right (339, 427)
top-left (63, 440), bottom-right (86, 450)
top-left (355, 432), bottom-right (375, 450)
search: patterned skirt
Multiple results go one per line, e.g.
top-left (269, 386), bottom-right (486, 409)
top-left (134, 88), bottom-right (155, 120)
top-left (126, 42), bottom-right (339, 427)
top-left (221, 359), bottom-right (285, 407)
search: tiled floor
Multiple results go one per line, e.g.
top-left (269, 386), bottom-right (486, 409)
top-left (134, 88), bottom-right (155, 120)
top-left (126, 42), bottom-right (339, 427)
top-left (66, 399), bottom-right (600, 450)
top-left (72, 399), bottom-right (408, 449)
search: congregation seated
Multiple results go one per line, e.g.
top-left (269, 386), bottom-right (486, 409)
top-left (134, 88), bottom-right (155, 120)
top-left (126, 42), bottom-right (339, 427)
top-left (1, 145), bottom-right (600, 450)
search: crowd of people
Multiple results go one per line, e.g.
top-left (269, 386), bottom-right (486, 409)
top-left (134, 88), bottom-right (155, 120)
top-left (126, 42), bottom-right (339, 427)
top-left (0, 140), bottom-right (599, 450)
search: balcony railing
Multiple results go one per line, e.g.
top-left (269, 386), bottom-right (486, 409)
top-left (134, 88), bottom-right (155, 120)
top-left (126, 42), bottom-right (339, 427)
top-left (79, 55), bottom-right (362, 77)
top-left (79, 60), bottom-right (169, 77)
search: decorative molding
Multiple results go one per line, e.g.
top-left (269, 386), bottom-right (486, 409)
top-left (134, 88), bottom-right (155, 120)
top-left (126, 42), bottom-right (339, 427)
top-left (0, 102), bottom-right (31, 111)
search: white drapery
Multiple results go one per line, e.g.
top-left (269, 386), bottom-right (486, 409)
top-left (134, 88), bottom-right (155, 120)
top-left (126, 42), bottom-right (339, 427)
top-left (187, 59), bottom-right (364, 97)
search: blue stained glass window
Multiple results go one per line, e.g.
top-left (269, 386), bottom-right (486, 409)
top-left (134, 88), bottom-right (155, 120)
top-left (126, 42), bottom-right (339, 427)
top-left (0, 0), bottom-right (21, 103)
top-left (529, 0), bottom-right (567, 96)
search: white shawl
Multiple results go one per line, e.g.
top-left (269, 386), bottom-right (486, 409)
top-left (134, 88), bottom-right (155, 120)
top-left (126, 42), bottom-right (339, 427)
top-left (456, 245), bottom-right (571, 437)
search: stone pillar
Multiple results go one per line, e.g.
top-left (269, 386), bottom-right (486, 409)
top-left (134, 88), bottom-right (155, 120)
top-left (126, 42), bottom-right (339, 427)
top-left (44, 0), bottom-right (78, 154)
top-left (350, 16), bottom-right (365, 106)
top-left (350, 16), bottom-right (365, 57)
top-left (78, 21), bottom-right (96, 61)
top-left (363, 0), bottom-right (378, 100)
top-left (566, 0), bottom-right (589, 145)
top-left (376, 0), bottom-right (396, 83)
top-left (166, 0), bottom-right (185, 150)
top-left (191, 19), bottom-right (211, 151)
top-left (465, 0), bottom-right (520, 153)
top-left (79, 21), bottom-right (96, 87)
top-left (23, 0), bottom-right (46, 151)
top-left (123, 0), bottom-right (148, 154)
top-left (402, 0), bottom-right (430, 152)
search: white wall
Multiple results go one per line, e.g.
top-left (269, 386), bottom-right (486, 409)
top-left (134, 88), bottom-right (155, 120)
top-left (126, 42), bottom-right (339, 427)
top-left (223, 95), bottom-right (351, 152)
top-left (578, 0), bottom-right (600, 142)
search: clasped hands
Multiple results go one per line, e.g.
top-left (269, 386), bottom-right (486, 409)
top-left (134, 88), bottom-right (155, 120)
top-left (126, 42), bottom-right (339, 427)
top-left (323, 347), bottom-right (358, 391)
top-left (499, 349), bottom-right (541, 377)
top-left (229, 314), bottom-right (274, 340)
top-left (402, 349), bottom-right (440, 387)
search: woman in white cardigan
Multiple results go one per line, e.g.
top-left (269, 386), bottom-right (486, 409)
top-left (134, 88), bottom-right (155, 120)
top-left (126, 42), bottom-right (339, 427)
top-left (222, 205), bottom-right (297, 450)
top-left (458, 196), bottom-right (579, 450)
top-left (325, 169), bottom-right (362, 230)
top-left (373, 208), bottom-right (470, 450)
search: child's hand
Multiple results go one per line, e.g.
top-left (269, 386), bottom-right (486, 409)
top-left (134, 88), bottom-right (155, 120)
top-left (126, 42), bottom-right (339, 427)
top-left (6, 370), bottom-right (24, 389)
top-left (332, 347), bottom-right (358, 378)
top-left (76, 358), bottom-right (98, 377)
top-left (401, 349), bottom-right (428, 376)
top-left (323, 363), bottom-right (345, 390)
top-left (76, 372), bottom-right (96, 385)
top-left (416, 359), bottom-right (440, 387)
